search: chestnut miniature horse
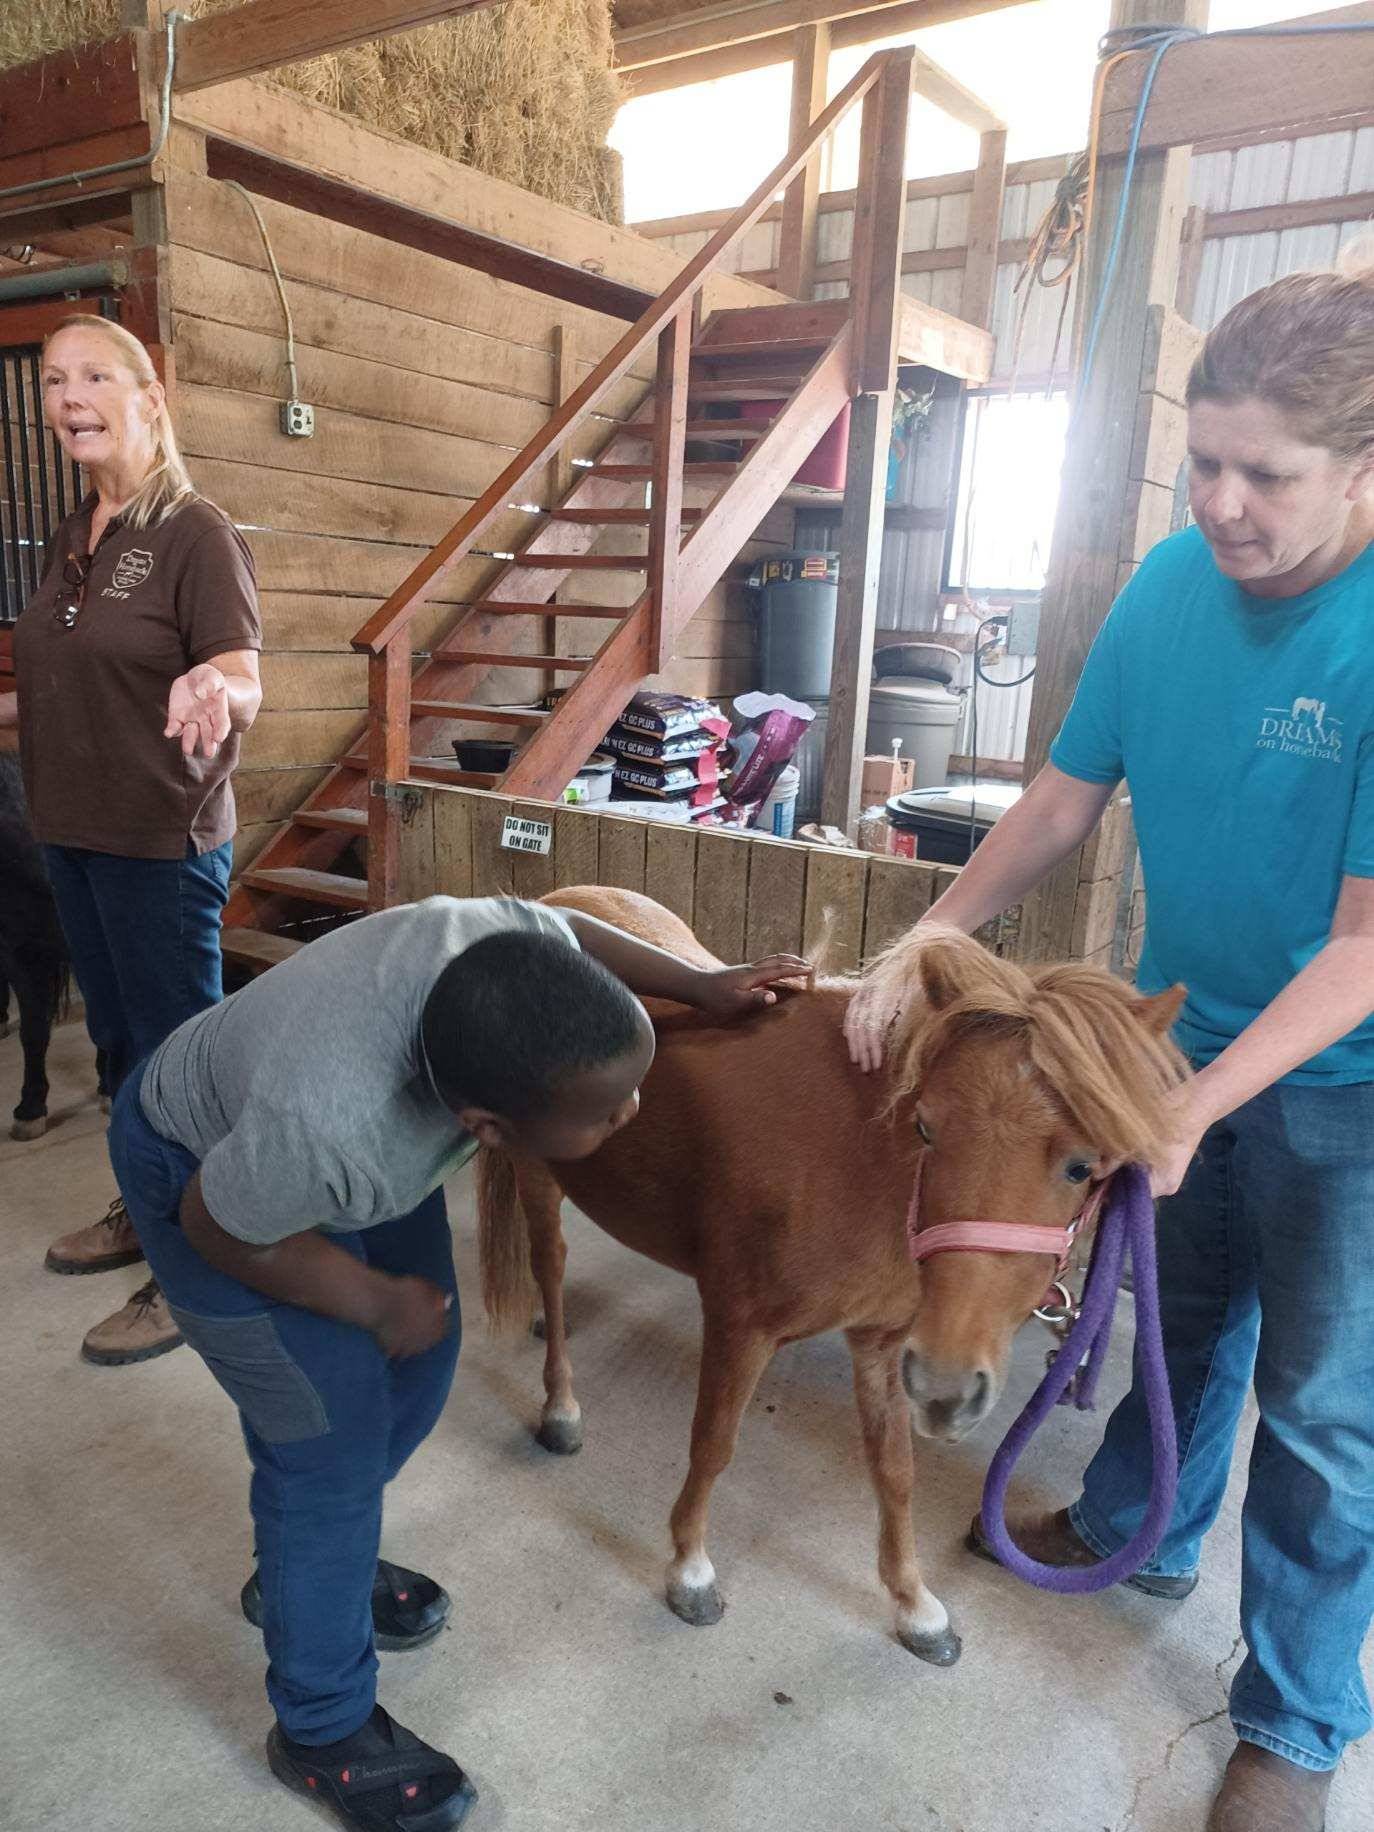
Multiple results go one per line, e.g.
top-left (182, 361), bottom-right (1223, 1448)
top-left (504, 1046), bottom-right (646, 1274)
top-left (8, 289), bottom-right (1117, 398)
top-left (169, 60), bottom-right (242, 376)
top-left (478, 886), bottom-right (1184, 1664)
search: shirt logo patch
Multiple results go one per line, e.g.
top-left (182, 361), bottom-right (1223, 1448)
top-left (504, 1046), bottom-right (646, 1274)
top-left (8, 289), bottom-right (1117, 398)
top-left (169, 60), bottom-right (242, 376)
top-left (1257, 695), bottom-right (1342, 764)
top-left (110, 548), bottom-right (154, 591)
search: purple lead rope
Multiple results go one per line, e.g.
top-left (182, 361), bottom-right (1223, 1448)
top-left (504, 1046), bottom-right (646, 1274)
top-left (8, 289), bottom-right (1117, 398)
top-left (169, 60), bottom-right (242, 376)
top-left (978, 1164), bottom-right (1178, 1594)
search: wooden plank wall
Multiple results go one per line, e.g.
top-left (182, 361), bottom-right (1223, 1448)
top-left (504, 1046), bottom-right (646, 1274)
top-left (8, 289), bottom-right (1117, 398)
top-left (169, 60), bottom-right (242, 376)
top-left (404, 783), bottom-right (1021, 971)
top-left (162, 126), bottom-right (785, 872)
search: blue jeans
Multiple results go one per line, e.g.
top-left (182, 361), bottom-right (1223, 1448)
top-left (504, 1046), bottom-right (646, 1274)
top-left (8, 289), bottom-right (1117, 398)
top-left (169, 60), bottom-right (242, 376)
top-left (108, 1075), bottom-right (461, 1745)
top-left (43, 841), bottom-right (231, 1095)
top-left (1071, 1080), bottom-right (1374, 1770)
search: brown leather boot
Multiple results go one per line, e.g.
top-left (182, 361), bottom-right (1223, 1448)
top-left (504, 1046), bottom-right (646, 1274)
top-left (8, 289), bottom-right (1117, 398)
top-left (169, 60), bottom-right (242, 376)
top-left (967, 1507), bottom-right (1200, 1599)
top-left (45, 1195), bottom-right (145, 1275)
top-left (80, 1279), bottom-right (182, 1366)
top-left (1206, 1742), bottom-right (1333, 1831)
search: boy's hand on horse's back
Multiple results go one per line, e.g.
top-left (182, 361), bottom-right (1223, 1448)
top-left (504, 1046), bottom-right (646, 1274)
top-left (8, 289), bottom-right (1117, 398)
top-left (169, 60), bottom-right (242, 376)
top-left (368, 1275), bottom-right (453, 1359)
top-left (697, 956), bottom-right (812, 1020)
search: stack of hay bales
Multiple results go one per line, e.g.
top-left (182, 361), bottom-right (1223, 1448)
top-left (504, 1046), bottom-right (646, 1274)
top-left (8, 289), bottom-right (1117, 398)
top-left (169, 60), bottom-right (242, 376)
top-left (0, 0), bottom-right (625, 222)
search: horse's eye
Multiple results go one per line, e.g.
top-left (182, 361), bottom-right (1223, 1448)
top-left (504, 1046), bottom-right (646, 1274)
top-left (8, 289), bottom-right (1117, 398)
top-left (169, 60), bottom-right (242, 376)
top-left (1065, 1161), bottom-right (1093, 1184)
top-left (916, 1117), bottom-right (933, 1146)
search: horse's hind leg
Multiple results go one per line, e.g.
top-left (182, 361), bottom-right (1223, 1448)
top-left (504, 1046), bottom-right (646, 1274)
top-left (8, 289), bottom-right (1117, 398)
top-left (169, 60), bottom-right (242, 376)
top-left (847, 1327), bottom-right (961, 1666)
top-left (519, 1170), bottom-right (583, 1455)
top-left (666, 1314), bottom-right (773, 1627)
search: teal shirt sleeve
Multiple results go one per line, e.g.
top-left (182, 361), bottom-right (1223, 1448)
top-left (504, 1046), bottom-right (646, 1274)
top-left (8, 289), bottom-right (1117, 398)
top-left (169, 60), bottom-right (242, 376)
top-left (1048, 601), bottom-right (1126, 787)
top-left (1343, 734), bottom-right (1374, 879)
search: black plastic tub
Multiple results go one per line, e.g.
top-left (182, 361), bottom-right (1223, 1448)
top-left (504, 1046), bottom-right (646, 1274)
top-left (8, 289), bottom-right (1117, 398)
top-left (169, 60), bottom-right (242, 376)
top-left (453, 739), bottom-right (515, 773)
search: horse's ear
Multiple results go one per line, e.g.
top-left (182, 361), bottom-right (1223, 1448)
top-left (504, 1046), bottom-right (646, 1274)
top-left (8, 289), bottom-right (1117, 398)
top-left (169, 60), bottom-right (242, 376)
top-left (1132, 983), bottom-right (1186, 1036)
top-left (915, 930), bottom-right (976, 1011)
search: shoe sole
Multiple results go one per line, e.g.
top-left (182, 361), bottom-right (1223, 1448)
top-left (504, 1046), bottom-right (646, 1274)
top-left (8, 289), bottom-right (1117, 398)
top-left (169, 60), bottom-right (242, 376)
top-left (266, 1726), bottom-right (478, 1830)
top-left (80, 1330), bottom-right (184, 1366)
top-left (243, 1587), bottom-right (450, 1653)
top-left (45, 1248), bottom-right (146, 1275)
top-left (965, 1525), bottom-right (1200, 1600)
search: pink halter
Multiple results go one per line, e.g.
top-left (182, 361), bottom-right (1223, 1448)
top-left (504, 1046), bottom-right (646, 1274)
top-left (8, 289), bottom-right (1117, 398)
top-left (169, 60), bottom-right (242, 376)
top-left (905, 1153), bottom-right (1106, 1284)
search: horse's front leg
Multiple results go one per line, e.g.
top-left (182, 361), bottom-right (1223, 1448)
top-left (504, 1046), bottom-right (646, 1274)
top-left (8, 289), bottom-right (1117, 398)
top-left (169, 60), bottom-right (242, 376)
top-left (666, 1312), bottom-right (773, 1627)
top-left (847, 1327), bottom-right (962, 1667)
top-left (519, 1168), bottom-right (583, 1455)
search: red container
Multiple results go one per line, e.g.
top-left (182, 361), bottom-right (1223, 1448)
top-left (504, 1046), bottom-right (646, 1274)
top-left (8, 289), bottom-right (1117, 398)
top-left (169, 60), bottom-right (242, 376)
top-left (740, 398), bottom-right (850, 490)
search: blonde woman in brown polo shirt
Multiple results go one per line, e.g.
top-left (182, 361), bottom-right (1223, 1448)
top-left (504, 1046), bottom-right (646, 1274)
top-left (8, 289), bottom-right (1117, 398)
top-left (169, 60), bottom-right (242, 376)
top-left (0, 315), bottom-right (262, 1365)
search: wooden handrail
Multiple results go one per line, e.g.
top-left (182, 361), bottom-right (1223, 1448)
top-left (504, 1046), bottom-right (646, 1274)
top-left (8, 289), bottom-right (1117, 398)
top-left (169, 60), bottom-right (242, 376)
top-left (350, 45), bottom-right (913, 659)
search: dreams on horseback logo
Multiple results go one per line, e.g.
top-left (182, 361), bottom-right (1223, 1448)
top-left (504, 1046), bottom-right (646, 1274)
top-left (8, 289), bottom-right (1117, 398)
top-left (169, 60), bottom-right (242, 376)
top-left (1257, 695), bottom-right (1342, 763)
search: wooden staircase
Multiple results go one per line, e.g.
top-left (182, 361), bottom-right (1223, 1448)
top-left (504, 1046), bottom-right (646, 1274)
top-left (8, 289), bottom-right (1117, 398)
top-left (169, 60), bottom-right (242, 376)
top-left (222, 49), bottom-right (916, 970)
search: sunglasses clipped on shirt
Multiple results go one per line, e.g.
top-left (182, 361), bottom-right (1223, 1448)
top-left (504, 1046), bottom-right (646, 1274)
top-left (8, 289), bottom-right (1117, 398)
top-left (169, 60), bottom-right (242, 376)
top-left (55, 551), bottom-right (94, 629)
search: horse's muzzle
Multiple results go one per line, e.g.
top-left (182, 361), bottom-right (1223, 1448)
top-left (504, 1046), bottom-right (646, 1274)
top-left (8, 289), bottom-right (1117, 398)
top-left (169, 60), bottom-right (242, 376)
top-left (902, 1351), bottom-right (995, 1440)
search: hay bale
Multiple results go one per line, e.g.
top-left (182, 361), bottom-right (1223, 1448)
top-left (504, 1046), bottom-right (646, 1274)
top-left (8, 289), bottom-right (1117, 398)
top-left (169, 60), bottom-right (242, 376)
top-left (0, 0), bottom-right (625, 222)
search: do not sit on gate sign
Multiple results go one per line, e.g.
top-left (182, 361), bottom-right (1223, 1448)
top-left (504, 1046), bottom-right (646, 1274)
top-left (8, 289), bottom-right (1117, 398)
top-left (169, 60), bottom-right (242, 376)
top-left (500, 814), bottom-right (553, 856)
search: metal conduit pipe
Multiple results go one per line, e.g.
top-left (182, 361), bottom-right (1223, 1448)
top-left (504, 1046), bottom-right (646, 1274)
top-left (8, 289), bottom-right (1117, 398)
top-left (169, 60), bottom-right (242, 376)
top-left (0, 262), bottom-right (121, 304)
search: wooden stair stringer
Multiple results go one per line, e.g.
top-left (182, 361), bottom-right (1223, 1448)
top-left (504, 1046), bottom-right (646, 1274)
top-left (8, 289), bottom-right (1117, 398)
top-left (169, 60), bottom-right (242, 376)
top-left (501, 322), bottom-right (855, 802)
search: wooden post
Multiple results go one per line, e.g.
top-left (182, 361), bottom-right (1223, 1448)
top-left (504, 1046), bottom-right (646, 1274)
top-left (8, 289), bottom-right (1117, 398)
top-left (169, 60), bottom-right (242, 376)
top-left (847, 48), bottom-right (913, 395)
top-left (367, 640), bottom-right (411, 911)
top-left (646, 304), bottom-right (691, 673)
top-left (1017, 0), bottom-right (1206, 961)
top-left (819, 48), bottom-right (911, 833)
top-left (963, 126), bottom-right (1007, 331)
top-left (776, 21), bottom-right (831, 301)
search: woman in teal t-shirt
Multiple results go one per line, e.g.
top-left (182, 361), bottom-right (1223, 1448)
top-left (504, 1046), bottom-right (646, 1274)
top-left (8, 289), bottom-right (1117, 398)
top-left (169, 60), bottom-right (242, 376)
top-left (848, 255), bottom-right (1374, 1832)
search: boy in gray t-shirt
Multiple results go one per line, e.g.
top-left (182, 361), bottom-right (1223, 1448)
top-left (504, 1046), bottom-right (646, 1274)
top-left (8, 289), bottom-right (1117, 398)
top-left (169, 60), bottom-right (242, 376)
top-left (108, 894), bottom-right (804, 1832)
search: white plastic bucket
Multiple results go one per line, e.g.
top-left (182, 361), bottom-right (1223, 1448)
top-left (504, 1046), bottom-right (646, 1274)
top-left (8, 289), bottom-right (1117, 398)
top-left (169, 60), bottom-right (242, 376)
top-left (756, 764), bottom-right (800, 838)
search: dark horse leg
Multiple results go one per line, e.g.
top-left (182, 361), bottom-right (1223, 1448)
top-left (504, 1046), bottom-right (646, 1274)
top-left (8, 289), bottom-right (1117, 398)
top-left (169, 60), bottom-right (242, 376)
top-left (9, 954), bottom-right (56, 1141)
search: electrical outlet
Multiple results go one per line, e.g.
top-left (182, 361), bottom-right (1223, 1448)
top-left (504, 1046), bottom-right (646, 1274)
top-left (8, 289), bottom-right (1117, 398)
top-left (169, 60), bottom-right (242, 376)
top-left (1006, 599), bottom-right (1040, 658)
top-left (279, 400), bottom-right (314, 438)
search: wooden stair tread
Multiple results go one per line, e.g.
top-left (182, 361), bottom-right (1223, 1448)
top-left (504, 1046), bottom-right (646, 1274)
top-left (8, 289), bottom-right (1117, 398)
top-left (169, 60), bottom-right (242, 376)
top-left (512, 554), bottom-right (647, 570)
top-left (467, 600), bottom-right (626, 618)
top-left (242, 867), bottom-right (369, 909)
top-left (590, 461), bottom-right (737, 480)
top-left (439, 652), bottom-right (591, 669)
top-left (547, 507), bottom-right (703, 525)
top-left (409, 760), bottom-right (500, 788)
top-left (688, 377), bottom-right (801, 400)
top-left (620, 419), bottom-right (773, 440)
top-left (336, 755), bottom-right (499, 786)
top-left (220, 927), bottom-right (304, 971)
top-left (410, 700), bottom-right (548, 725)
top-left (293, 806), bottom-right (367, 832)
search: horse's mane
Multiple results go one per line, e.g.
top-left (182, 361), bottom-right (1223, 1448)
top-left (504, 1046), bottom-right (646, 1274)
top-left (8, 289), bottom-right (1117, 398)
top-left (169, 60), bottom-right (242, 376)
top-left (864, 924), bottom-right (1188, 1163)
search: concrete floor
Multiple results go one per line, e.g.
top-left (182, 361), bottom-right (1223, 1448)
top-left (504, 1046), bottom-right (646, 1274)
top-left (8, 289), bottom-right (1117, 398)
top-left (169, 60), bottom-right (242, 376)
top-left (2, 1019), bottom-right (1371, 1832)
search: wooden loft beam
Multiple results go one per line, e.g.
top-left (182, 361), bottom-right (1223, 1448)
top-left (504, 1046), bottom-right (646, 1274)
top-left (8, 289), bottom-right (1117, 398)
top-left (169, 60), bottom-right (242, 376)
top-left (1096, 2), bottom-right (1374, 157)
top-left (618, 0), bottom-right (1024, 83)
top-left (202, 138), bottom-right (656, 320)
top-left (911, 48), bottom-right (1002, 132)
top-left (170, 0), bottom-right (503, 93)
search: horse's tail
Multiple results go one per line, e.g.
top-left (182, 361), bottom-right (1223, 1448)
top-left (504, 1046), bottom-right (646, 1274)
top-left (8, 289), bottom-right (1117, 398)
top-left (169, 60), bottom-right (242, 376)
top-left (476, 1147), bottom-right (538, 1333)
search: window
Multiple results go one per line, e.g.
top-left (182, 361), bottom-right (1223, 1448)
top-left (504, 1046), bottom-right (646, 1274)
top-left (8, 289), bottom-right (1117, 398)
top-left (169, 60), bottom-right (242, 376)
top-left (946, 390), bottom-right (1070, 596)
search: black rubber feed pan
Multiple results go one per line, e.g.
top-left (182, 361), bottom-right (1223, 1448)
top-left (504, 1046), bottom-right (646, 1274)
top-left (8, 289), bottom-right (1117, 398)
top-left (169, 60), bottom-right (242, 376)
top-left (453, 739), bottom-right (515, 773)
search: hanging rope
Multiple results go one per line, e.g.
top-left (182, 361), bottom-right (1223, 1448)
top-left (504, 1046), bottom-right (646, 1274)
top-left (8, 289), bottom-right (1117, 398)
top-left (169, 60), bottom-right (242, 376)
top-left (1006, 152), bottom-right (1089, 398)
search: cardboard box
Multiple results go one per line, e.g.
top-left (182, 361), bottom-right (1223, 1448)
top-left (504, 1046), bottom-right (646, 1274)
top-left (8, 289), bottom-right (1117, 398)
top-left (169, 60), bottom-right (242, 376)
top-left (861, 753), bottom-right (915, 804)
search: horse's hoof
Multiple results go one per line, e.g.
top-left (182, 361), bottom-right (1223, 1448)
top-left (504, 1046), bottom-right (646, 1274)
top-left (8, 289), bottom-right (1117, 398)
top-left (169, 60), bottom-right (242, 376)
top-left (667, 1581), bottom-right (725, 1628)
top-left (536, 1412), bottom-right (583, 1455)
top-left (10, 1115), bottom-right (47, 1141)
top-left (897, 1622), bottom-right (962, 1666)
